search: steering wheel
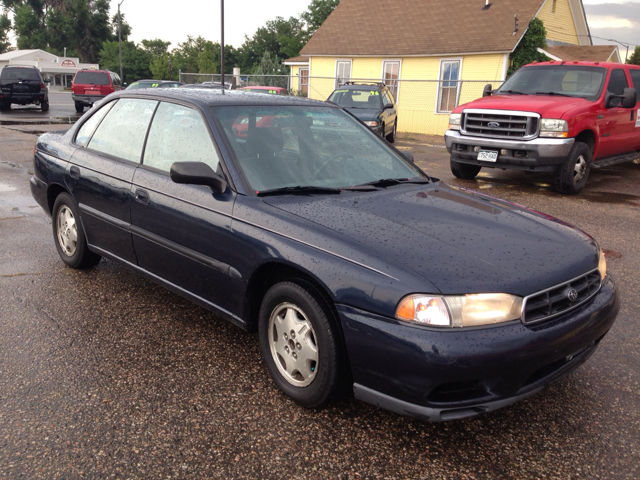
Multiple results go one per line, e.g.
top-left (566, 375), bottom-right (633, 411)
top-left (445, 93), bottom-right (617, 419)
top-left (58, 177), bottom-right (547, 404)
top-left (314, 153), bottom-right (351, 177)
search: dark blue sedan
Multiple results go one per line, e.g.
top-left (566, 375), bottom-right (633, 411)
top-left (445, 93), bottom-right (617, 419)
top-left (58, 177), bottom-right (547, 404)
top-left (30, 89), bottom-right (619, 421)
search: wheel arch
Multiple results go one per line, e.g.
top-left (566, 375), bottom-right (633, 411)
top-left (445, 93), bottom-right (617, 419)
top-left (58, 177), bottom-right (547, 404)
top-left (47, 183), bottom-right (70, 215)
top-left (243, 261), bottom-right (339, 334)
top-left (574, 129), bottom-right (597, 158)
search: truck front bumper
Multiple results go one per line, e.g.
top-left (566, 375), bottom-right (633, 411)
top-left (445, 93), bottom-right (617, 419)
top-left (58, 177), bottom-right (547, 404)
top-left (445, 130), bottom-right (576, 172)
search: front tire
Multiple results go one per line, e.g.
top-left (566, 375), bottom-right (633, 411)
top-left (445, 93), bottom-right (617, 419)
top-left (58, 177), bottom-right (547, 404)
top-left (554, 141), bottom-right (591, 194)
top-left (75, 102), bottom-right (84, 113)
top-left (52, 193), bottom-right (101, 269)
top-left (386, 121), bottom-right (396, 143)
top-left (258, 281), bottom-right (347, 409)
top-left (451, 157), bottom-right (482, 179)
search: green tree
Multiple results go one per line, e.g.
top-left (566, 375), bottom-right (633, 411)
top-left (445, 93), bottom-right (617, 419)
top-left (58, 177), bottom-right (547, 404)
top-left (254, 50), bottom-right (288, 87)
top-left (627, 46), bottom-right (640, 66)
top-left (301, 0), bottom-right (340, 35)
top-left (99, 40), bottom-right (152, 84)
top-left (507, 18), bottom-right (548, 76)
top-left (0, 13), bottom-right (11, 53)
top-left (150, 52), bottom-right (175, 80)
top-left (141, 38), bottom-right (171, 57)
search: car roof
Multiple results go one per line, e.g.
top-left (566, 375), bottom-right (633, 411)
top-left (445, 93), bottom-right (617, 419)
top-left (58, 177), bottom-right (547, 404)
top-left (525, 61), bottom-right (640, 69)
top-left (243, 86), bottom-right (286, 90)
top-left (336, 83), bottom-right (387, 91)
top-left (114, 88), bottom-right (332, 108)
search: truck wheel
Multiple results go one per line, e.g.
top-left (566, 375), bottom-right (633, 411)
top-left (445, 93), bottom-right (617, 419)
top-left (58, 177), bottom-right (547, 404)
top-left (0, 101), bottom-right (10, 111)
top-left (41, 100), bottom-right (49, 112)
top-left (75, 102), bottom-right (84, 113)
top-left (554, 142), bottom-right (591, 195)
top-left (451, 157), bottom-right (481, 179)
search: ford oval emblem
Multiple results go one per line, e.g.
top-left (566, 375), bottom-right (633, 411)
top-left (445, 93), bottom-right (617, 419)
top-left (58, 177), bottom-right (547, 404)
top-left (487, 122), bottom-right (500, 128)
top-left (567, 289), bottom-right (579, 302)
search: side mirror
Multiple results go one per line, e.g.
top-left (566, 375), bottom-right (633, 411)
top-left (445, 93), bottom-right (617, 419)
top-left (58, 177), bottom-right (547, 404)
top-left (402, 150), bottom-right (414, 163)
top-left (44, 78), bottom-right (51, 84)
top-left (170, 162), bottom-right (227, 193)
top-left (483, 84), bottom-right (493, 97)
top-left (606, 88), bottom-right (637, 109)
top-left (384, 103), bottom-right (394, 110)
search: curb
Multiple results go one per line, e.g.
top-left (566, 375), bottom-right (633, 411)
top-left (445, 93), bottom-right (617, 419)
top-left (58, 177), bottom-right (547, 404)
top-left (0, 117), bottom-right (78, 126)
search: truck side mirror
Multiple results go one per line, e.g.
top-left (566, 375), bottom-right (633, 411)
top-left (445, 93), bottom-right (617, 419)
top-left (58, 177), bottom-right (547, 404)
top-left (605, 88), bottom-right (637, 109)
top-left (483, 84), bottom-right (493, 97)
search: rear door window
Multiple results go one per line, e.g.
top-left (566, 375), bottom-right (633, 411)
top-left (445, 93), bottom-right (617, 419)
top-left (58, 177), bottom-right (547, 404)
top-left (88, 98), bottom-right (158, 162)
top-left (143, 102), bottom-right (220, 172)
top-left (74, 71), bottom-right (110, 85)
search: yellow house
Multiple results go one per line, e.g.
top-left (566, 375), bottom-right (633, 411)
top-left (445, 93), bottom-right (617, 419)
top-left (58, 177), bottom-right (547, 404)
top-left (293, 0), bottom-right (595, 136)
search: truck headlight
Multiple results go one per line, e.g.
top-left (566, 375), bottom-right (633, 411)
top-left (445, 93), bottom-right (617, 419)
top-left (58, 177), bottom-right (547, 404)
top-left (448, 113), bottom-right (462, 130)
top-left (540, 118), bottom-right (568, 138)
top-left (396, 293), bottom-right (523, 327)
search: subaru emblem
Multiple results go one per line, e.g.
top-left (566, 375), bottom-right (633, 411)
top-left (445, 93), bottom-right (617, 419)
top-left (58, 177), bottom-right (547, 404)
top-left (487, 122), bottom-right (500, 128)
top-left (567, 289), bottom-right (579, 302)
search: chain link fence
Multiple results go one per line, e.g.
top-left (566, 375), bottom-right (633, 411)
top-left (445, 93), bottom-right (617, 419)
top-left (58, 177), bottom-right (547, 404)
top-left (179, 72), bottom-right (503, 136)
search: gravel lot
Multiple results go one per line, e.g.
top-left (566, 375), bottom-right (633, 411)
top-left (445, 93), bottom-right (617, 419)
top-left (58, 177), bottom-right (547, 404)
top-left (1, 126), bottom-right (639, 479)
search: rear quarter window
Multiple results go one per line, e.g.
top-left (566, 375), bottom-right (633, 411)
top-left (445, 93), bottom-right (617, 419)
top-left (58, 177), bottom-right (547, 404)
top-left (74, 72), bottom-right (110, 85)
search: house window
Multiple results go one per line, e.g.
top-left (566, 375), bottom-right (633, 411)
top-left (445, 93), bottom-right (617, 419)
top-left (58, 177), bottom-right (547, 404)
top-left (437, 59), bottom-right (461, 113)
top-left (336, 60), bottom-right (351, 88)
top-left (382, 60), bottom-right (401, 100)
top-left (299, 68), bottom-right (309, 96)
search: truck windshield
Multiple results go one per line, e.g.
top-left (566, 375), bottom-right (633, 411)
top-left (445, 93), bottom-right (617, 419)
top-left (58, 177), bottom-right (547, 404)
top-left (496, 65), bottom-right (606, 101)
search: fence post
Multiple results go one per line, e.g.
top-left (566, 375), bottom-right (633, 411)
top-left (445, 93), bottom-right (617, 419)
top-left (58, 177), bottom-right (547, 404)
top-left (178, 69), bottom-right (182, 83)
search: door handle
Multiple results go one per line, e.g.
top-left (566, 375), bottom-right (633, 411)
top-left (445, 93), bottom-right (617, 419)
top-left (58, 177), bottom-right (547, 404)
top-left (135, 188), bottom-right (150, 204)
top-left (70, 166), bottom-right (80, 179)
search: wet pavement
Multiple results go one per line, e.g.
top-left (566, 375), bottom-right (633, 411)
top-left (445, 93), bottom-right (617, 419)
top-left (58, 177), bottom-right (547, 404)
top-left (1, 126), bottom-right (639, 479)
top-left (0, 91), bottom-right (81, 123)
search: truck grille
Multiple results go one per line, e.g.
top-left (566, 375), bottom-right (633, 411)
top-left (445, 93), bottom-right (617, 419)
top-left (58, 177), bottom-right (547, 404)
top-left (462, 109), bottom-right (540, 140)
top-left (522, 270), bottom-right (602, 326)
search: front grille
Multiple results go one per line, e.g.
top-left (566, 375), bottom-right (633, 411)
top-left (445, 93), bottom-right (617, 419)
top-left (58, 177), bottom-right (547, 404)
top-left (462, 109), bottom-right (539, 140)
top-left (522, 270), bottom-right (602, 325)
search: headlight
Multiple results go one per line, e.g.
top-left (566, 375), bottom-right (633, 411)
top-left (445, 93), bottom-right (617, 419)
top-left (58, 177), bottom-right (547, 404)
top-left (396, 293), bottom-right (523, 327)
top-left (448, 113), bottom-right (462, 130)
top-left (540, 118), bottom-right (568, 138)
top-left (598, 247), bottom-right (607, 280)
top-left (364, 121), bottom-right (378, 127)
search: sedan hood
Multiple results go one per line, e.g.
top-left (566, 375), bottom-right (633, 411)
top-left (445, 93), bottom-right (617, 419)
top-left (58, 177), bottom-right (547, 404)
top-left (262, 183), bottom-right (598, 296)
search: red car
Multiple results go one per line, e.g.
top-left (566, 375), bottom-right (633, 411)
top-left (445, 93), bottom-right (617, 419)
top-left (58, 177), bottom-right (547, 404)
top-left (71, 69), bottom-right (124, 113)
top-left (241, 86), bottom-right (289, 95)
top-left (231, 115), bottom-right (276, 138)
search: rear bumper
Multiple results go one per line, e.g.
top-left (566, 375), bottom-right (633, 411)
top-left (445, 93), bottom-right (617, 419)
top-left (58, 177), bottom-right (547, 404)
top-left (1, 92), bottom-right (47, 104)
top-left (338, 276), bottom-right (619, 421)
top-left (445, 130), bottom-right (576, 172)
top-left (72, 94), bottom-right (105, 105)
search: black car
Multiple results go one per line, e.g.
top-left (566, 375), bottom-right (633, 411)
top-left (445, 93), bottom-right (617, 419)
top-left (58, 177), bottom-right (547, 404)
top-left (30, 89), bottom-right (619, 421)
top-left (180, 82), bottom-right (235, 90)
top-left (327, 82), bottom-right (397, 142)
top-left (0, 65), bottom-right (49, 112)
top-left (126, 79), bottom-right (182, 90)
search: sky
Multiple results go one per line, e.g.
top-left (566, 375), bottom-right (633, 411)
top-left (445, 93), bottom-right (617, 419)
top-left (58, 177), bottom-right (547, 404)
top-left (582, 0), bottom-right (640, 58)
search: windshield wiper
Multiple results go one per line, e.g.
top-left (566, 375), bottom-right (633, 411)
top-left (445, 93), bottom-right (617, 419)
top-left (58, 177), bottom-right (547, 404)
top-left (257, 185), bottom-right (342, 197)
top-left (500, 90), bottom-right (527, 95)
top-left (535, 91), bottom-right (573, 97)
top-left (354, 177), bottom-right (431, 189)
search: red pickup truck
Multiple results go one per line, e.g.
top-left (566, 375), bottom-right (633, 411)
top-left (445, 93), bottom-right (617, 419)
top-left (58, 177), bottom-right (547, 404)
top-left (445, 61), bottom-right (640, 194)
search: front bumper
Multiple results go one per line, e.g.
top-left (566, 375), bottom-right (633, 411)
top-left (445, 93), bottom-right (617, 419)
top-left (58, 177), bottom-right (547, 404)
top-left (445, 130), bottom-right (575, 172)
top-left (338, 276), bottom-right (619, 421)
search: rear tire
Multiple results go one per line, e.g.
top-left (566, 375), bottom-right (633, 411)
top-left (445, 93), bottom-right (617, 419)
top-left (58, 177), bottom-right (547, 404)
top-left (75, 102), bottom-right (84, 113)
top-left (52, 193), bottom-right (101, 269)
top-left (258, 281), bottom-right (347, 409)
top-left (554, 141), bottom-right (591, 194)
top-left (41, 100), bottom-right (49, 112)
top-left (0, 101), bottom-right (11, 111)
top-left (451, 157), bottom-right (482, 179)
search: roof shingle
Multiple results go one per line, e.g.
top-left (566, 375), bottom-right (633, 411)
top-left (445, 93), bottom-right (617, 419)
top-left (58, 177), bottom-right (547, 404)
top-left (301, 0), bottom-right (546, 56)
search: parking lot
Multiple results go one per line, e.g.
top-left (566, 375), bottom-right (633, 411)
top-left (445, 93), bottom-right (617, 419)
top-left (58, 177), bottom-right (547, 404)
top-left (1, 125), bottom-right (639, 479)
top-left (0, 91), bottom-right (80, 122)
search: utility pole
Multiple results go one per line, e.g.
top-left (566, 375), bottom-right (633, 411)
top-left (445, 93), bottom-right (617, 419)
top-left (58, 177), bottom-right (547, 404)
top-left (220, 0), bottom-right (225, 87)
top-left (118, 0), bottom-right (125, 82)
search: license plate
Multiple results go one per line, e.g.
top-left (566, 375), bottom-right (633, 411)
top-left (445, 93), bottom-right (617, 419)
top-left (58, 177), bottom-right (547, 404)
top-left (477, 150), bottom-right (498, 162)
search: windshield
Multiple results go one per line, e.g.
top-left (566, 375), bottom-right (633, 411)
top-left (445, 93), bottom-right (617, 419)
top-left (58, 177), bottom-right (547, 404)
top-left (327, 89), bottom-right (382, 109)
top-left (126, 82), bottom-right (157, 90)
top-left (1, 67), bottom-right (41, 81)
top-left (212, 105), bottom-right (423, 192)
top-left (496, 65), bottom-right (606, 100)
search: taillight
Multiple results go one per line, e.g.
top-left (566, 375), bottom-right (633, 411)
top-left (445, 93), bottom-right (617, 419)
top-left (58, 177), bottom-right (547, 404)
top-left (108, 86), bottom-right (114, 94)
top-left (71, 85), bottom-right (75, 93)
top-left (40, 82), bottom-right (45, 89)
